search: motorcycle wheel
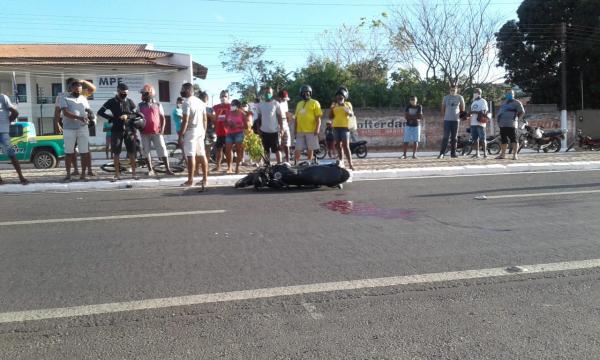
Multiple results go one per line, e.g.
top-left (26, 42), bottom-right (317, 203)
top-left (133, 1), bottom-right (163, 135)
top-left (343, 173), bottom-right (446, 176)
top-left (462, 144), bottom-right (472, 156)
top-left (315, 142), bottom-right (327, 160)
top-left (544, 138), bottom-right (561, 153)
top-left (101, 162), bottom-right (126, 173)
top-left (487, 142), bottom-right (501, 155)
top-left (355, 144), bottom-right (368, 158)
top-left (235, 174), bottom-right (255, 188)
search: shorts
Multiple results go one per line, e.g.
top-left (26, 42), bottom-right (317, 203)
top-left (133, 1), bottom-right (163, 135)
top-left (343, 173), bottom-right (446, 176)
top-left (215, 135), bottom-right (226, 149)
top-left (183, 131), bottom-right (206, 157)
top-left (500, 127), bottom-right (517, 144)
top-left (470, 125), bottom-right (486, 142)
top-left (111, 130), bottom-right (137, 156)
top-left (0, 132), bottom-right (15, 157)
top-left (333, 127), bottom-right (350, 142)
top-left (295, 132), bottom-right (320, 151)
top-left (63, 127), bottom-right (89, 154)
top-left (226, 131), bottom-right (244, 144)
top-left (140, 133), bottom-right (167, 157)
top-left (261, 131), bottom-right (279, 153)
top-left (280, 128), bottom-right (291, 147)
top-left (403, 125), bottom-right (421, 143)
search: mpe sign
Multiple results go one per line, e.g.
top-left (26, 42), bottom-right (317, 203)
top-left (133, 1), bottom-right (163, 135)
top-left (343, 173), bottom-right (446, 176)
top-left (97, 76), bottom-right (144, 92)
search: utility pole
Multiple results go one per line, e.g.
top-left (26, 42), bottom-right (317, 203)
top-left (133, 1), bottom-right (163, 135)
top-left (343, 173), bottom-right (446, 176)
top-left (560, 22), bottom-right (568, 148)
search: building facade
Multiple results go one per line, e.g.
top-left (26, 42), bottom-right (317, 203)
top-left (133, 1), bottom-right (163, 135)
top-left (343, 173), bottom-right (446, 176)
top-left (0, 44), bottom-right (207, 144)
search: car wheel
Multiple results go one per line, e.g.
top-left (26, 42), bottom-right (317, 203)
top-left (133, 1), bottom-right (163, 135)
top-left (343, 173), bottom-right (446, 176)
top-left (33, 150), bottom-right (57, 169)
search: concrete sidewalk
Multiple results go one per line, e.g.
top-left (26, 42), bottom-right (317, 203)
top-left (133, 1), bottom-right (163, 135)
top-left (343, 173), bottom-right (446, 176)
top-left (1, 152), bottom-right (599, 193)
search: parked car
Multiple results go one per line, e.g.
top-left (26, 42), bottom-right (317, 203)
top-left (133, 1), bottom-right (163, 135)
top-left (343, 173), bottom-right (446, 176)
top-left (0, 121), bottom-right (65, 169)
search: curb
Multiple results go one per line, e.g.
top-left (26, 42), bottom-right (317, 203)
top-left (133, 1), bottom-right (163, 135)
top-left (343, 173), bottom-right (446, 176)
top-left (2, 161), bottom-right (600, 194)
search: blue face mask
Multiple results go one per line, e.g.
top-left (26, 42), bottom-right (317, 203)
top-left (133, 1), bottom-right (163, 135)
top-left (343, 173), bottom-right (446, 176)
top-left (265, 93), bottom-right (273, 100)
top-left (506, 93), bottom-right (514, 101)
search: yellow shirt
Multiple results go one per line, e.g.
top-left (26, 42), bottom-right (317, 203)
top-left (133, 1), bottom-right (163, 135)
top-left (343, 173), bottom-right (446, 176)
top-left (295, 99), bottom-right (323, 133)
top-left (331, 102), bottom-right (353, 128)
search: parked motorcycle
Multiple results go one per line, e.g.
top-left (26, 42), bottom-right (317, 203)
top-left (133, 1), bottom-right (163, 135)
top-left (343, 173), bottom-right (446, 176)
top-left (565, 129), bottom-right (600, 152)
top-left (235, 156), bottom-right (350, 190)
top-left (315, 140), bottom-right (368, 160)
top-left (519, 120), bottom-right (566, 153)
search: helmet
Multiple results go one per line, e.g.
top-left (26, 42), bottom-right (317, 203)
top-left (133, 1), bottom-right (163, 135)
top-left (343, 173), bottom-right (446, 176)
top-left (335, 86), bottom-right (349, 99)
top-left (299, 85), bottom-right (312, 97)
top-left (128, 113), bottom-right (146, 131)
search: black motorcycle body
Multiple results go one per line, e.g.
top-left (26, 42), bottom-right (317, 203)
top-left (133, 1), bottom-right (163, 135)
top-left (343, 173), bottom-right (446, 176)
top-left (520, 122), bottom-right (565, 153)
top-left (235, 160), bottom-right (350, 190)
top-left (316, 140), bottom-right (368, 159)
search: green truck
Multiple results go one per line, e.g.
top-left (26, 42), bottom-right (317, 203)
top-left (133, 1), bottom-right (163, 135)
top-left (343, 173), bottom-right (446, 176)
top-left (0, 121), bottom-right (64, 169)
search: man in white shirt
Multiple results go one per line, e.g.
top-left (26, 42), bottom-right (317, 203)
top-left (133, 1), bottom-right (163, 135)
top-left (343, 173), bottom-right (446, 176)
top-left (178, 83), bottom-right (208, 190)
top-left (469, 88), bottom-right (489, 158)
top-left (256, 87), bottom-right (283, 164)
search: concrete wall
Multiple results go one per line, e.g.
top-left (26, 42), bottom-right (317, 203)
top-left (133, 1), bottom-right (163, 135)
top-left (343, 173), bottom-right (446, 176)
top-left (353, 105), bottom-right (578, 149)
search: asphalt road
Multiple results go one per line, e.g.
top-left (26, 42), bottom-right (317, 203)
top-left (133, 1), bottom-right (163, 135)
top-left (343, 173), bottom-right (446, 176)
top-left (2, 171), bottom-right (600, 359)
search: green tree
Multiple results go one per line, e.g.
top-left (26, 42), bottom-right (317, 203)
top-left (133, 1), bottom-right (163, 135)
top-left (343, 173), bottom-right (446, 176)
top-left (288, 59), bottom-right (355, 107)
top-left (496, 0), bottom-right (600, 108)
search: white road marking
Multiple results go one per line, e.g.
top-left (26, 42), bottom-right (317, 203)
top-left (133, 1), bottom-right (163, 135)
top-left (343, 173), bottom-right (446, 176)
top-left (0, 210), bottom-right (226, 227)
top-left (0, 258), bottom-right (599, 324)
top-left (484, 189), bottom-right (600, 199)
top-left (302, 302), bottom-right (324, 320)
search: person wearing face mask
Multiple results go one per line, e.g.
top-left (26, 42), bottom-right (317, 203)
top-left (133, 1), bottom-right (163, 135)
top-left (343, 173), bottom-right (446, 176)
top-left (402, 96), bottom-right (423, 159)
top-left (328, 86), bottom-right (354, 170)
top-left (98, 83), bottom-right (142, 181)
top-left (54, 78), bottom-right (96, 178)
top-left (469, 88), bottom-right (489, 159)
top-left (224, 99), bottom-right (250, 174)
top-left (211, 90), bottom-right (230, 172)
top-left (496, 88), bottom-right (525, 160)
top-left (294, 85), bottom-right (322, 163)
top-left (256, 86), bottom-right (283, 164)
top-left (60, 81), bottom-right (94, 181)
top-left (138, 84), bottom-right (173, 176)
top-left (438, 84), bottom-right (465, 159)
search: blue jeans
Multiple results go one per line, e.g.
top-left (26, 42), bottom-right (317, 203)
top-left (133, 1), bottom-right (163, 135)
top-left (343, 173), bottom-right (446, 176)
top-left (440, 121), bottom-right (459, 156)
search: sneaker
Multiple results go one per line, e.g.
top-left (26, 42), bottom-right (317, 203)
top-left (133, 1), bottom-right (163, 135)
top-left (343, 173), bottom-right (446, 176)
top-left (437, 154), bottom-right (444, 159)
top-left (451, 154), bottom-right (459, 158)
top-left (71, 170), bottom-right (80, 176)
top-left (400, 155), bottom-right (407, 159)
top-left (147, 170), bottom-right (156, 177)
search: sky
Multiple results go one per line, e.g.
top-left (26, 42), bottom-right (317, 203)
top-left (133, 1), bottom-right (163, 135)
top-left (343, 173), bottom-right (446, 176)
top-left (1, 0), bottom-right (523, 104)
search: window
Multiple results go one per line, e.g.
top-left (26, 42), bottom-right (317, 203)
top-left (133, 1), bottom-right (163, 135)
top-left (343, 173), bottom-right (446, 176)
top-left (158, 80), bottom-right (170, 102)
top-left (51, 83), bottom-right (63, 104)
top-left (16, 84), bottom-right (27, 103)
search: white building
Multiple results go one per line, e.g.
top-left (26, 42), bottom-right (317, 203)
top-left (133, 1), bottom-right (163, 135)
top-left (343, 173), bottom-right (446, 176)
top-left (0, 44), bottom-right (207, 144)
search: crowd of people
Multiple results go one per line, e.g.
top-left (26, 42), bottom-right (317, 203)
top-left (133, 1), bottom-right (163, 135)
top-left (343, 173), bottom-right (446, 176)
top-left (0, 80), bottom-right (526, 186)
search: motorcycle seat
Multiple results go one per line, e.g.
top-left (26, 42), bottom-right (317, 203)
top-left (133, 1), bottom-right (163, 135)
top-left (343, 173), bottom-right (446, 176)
top-left (543, 130), bottom-right (563, 137)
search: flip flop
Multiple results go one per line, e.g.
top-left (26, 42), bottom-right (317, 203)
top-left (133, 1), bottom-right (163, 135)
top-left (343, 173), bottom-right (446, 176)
top-left (180, 182), bottom-right (194, 187)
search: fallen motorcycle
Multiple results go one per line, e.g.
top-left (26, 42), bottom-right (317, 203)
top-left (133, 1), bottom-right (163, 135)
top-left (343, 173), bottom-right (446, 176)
top-left (235, 156), bottom-right (350, 190)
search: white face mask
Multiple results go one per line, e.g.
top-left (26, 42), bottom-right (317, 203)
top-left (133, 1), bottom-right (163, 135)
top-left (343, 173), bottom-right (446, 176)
top-left (231, 106), bottom-right (238, 112)
top-left (473, 93), bottom-right (480, 99)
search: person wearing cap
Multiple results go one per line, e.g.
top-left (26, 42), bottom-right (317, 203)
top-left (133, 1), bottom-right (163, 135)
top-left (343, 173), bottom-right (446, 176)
top-left (97, 83), bottom-right (142, 181)
top-left (328, 86), bottom-right (354, 170)
top-left (469, 88), bottom-right (489, 159)
top-left (138, 84), bottom-right (173, 176)
top-left (277, 89), bottom-right (292, 162)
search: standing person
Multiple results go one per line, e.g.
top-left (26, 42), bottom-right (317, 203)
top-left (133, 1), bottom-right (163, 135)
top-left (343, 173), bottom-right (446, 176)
top-left (0, 93), bottom-right (28, 185)
top-left (469, 88), bottom-right (489, 159)
top-left (211, 90), bottom-right (230, 172)
top-left (199, 91), bottom-right (215, 169)
top-left (496, 88), bottom-right (525, 160)
top-left (172, 97), bottom-right (184, 134)
top-left (294, 85), bottom-right (322, 162)
top-left (178, 83), bottom-right (208, 190)
top-left (60, 81), bottom-right (93, 181)
top-left (97, 83), bottom-right (141, 181)
top-left (438, 84), bottom-right (465, 159)
top-left (256, 86), bottom-right (283, 164)
top-left (402, 96), bottom-right (423, 159)
top-left (138, 84), bottom-right (173, 176)
top-left (102, 119), bottom-right (112, 159)
top-left (277, 90), bottom-right (292, 162)
top-left (224, 99), bottom-right (248, 174)
top-left (328, 86), bottom-right (354, 170)
top-left (54, 78), bottom-right (96, 176)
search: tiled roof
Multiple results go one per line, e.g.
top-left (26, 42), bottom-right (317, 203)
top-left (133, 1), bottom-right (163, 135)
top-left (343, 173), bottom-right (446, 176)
top-left (0, 44), bottom-right (171, 59)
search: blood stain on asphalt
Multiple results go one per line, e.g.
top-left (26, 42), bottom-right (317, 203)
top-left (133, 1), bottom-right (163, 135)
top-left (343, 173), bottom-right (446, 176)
top-left (321, 200), bottom-right (416, 220)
